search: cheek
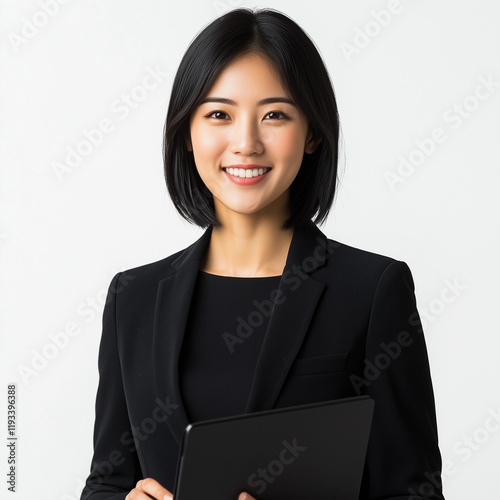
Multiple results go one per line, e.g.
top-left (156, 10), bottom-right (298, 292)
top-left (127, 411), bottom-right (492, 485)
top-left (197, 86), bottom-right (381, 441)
top-left (190, 125), bottom-right (225, 196)
top-left (272, 128), bottom-right (307, 167)
top-left (191, 125), bottom-right (225, 161)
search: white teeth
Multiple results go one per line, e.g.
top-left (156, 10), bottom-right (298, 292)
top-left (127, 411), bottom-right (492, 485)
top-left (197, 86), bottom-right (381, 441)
top-left (224, 167), bottom-right (270, 179)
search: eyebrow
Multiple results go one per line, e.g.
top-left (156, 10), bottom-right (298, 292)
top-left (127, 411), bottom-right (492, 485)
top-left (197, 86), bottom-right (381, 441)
top-left (197, 96), bottom-right (296, 107)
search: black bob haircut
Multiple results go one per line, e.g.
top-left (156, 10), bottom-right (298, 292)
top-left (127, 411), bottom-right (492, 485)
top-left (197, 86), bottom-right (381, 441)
top-left (163, 7), bottom-right (342, 230)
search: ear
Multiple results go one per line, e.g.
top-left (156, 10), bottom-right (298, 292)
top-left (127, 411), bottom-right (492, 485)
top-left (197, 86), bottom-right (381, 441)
top-left (304, 129), bottom-right (322, 154)
top-left (185, 133), bottom-right (193, 152)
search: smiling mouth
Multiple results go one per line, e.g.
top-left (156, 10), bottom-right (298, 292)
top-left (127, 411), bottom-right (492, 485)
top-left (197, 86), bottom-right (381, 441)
top-left (222, 167), bottom-right (271, 179)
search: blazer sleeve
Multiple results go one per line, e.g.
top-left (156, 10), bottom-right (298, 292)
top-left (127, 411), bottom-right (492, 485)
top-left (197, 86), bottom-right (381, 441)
top-left (81, 273), bottom-right (142, 500)
top-left (359, 261), bottom-right (445, 499)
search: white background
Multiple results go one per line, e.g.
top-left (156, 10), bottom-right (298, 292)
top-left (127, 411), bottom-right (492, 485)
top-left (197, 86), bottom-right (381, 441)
top-left (1, 0), bottom-right (499, 498)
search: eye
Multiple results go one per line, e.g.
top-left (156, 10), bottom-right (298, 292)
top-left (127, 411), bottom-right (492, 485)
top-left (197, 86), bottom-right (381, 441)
top-left (264, 111), bottom-right (289, 120)
top-left (204, 110), bottom-right (290, 121)
top-left (206, 110), bottom-right (229, 120)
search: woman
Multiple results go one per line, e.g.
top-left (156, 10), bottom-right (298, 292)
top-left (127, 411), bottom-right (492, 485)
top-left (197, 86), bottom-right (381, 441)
top-left (81, 8), bottom-right (444, 500)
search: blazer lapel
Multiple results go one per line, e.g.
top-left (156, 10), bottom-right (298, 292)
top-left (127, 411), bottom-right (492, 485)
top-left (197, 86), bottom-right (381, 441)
top-left (153, 222), bottom-right (331, 445)
top-left (152, 226), bottom-right (213, 445)
top-left (244, 222), bottom-right (329, 413)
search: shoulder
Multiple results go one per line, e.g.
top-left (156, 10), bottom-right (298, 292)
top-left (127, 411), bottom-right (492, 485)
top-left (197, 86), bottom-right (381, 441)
top-left (325, 236), bottom-right (410, 272)
top-left (321, 236), bottom-right (415, 293)
top-left (122, 248), bottom-right (186, 279)
top-left (106, 239), bottom-right (198, 295)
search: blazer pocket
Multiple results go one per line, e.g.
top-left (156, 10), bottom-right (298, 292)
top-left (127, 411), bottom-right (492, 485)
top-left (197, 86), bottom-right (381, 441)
top-left (289, 352), bottom-right (348, 376)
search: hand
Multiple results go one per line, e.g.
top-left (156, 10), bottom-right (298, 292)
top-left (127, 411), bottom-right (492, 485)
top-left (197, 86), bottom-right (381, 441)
top-left (238, 493), bottom-right (257, 500)
top-left (125, 478), bottom-right (173, 500)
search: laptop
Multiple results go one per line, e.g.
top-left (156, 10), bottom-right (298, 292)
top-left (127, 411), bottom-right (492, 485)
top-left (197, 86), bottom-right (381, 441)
top-left (172, 395), bottom-right (374, 500)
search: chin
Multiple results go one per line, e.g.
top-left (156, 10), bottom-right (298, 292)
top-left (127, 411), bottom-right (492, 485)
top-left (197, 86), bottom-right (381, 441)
top-left (216, 200), bottom-right (272, 218)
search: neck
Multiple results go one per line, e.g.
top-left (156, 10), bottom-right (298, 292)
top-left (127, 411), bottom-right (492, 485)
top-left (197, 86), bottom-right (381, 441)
top-left (200, 195), bottom-right (294, 277)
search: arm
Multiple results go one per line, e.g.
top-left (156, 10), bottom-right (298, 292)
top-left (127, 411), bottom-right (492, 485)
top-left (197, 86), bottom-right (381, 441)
top-left (360, 261), bottom-right (444, 499)
top-left (81, 273), bottom-right (142, 500)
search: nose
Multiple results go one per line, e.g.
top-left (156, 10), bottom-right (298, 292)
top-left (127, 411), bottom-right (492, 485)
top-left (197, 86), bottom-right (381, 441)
top-left (228, 116), bottom-right (264, 156)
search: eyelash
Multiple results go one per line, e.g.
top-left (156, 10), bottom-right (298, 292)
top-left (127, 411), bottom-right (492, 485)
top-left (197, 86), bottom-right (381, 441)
top-left (205, 110), bottom-right (290, 121)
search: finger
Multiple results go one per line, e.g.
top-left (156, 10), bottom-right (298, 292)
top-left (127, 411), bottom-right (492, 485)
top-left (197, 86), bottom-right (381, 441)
top-left (238, 493), bottom-right (257, 500)
top-left (136, 478), bottom-right (173, 500)
top-left (125, 487), bottom-right (157, 500)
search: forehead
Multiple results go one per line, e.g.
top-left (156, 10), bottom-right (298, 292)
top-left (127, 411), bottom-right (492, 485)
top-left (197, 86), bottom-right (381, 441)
top-left (203, 53), bottom-right (289, 99)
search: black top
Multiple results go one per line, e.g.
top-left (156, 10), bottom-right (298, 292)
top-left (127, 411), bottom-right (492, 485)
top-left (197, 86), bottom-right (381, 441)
top-left (178, 269), bottom-right (282, 422)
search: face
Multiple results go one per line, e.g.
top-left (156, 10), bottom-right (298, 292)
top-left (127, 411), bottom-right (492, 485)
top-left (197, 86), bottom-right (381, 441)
top-left (188, 53), bottom-right (318, 223)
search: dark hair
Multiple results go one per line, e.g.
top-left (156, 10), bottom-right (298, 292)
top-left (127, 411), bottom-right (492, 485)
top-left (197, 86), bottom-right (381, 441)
top-left (163, 7), bottom-right (341, 230)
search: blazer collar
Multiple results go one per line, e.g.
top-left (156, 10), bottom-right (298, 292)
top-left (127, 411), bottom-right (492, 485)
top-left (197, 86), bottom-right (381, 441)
top-left (153, 222), bottom-right (331, 445)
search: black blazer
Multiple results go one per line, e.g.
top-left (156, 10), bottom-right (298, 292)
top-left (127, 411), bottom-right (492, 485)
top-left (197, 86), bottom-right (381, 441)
top-left (81, 222), bottom-right (444, 500)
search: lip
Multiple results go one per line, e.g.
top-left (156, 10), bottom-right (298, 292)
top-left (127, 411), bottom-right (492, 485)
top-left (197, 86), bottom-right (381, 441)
top-left (222, 164), bottom-right (272, 186)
